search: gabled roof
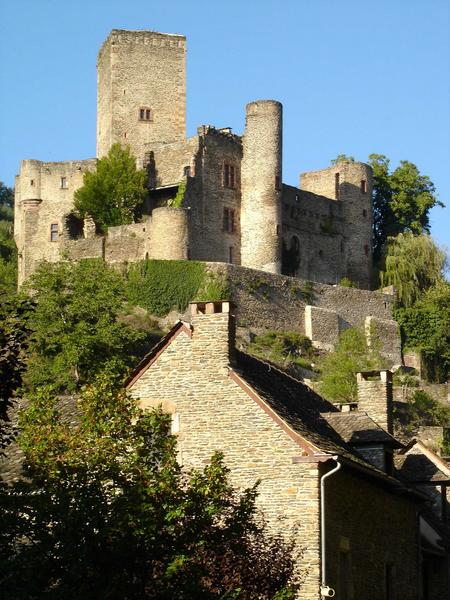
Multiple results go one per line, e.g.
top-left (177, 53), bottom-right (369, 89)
top-left (395, 439), bottom-right (450, 484)
top-left (125, 321), bottom-right (192, 388)
top-left (322, 412), bottom-right (403, 448)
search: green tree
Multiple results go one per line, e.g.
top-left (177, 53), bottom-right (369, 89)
top-left (74, 144), bottom-right (147, 232)
top-left (0, 182), bottom-right (17, 295)
top-left (330, 154), bottom-right (355, 165)
top-left (369, 154), bottom-right (443, 261)
top-left (317, 328), bottom-right (386, 403)
top-left (24, 259), bottom-right (153, 391)
top-left (380, 233), bottom-right (447, 307)
top-left (0, 374), bottom-right (297, 598)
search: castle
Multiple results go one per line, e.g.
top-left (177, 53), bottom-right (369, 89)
top-left (14, 29), bottom-right (373, 289)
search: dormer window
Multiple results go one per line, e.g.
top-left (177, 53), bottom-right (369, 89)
top-left (139, 107), bottom-right (152, 121)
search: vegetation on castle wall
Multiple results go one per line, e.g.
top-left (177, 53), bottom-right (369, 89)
top-left (167, 179), bottom-right (186, 208)
top-left (247, 331), bottom-right (318, 372)
top-left (73, 144), bottom-right (147, 232)
top-left (317, 327), bottom-right (386, 403)
top-left (126, 259), bottom-right (229, 317)
top-left (0, 373), bottom-right (298, 598)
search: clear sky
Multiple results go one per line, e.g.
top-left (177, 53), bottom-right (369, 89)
top-left (1, 0), bottom-right (449, 249)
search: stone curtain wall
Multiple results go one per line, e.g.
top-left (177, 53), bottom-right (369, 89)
top-left (325, 466), bottom-right (420, 600)
top-left (128, 310), bottom-right (322, 599)
top-left (207, 263), bottom-right (401, 365)
top-left (97, 30), bottom-right (186, 160)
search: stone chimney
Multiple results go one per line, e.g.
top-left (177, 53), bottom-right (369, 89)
top-left (357, 370), bottom-right (393, 433)
top-left (190, 301), bottom-right (236, 372)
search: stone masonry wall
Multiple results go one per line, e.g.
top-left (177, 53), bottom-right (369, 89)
top-left (357, 371), bottom-right (393, 433)
top-left (325, 466), bottom-right (419, 599)
top-left (97, 30), bottom-right (186, 160)
top-left (207, 263), bottom-right (401, 365)
top-left (128, 311), bottom-right (322, 599)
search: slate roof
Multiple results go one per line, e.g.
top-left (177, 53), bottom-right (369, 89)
top-left (395, 447), bottom-right (450, 484)
top-left (233, 351), bottom-right (406, 479)
top-left (322, 412), bottom-right (403, 448)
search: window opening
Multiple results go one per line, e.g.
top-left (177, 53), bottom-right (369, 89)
top-left (361, 179), bottom-right (367, 193)
top-left (50, 223), bottom-right (59, 242)
top-left (223, 163), bottom-right (236, 188)
top-left (364, 244), bottom-right (369, 257)
top-left (335, 173), bottom-right (340, 199)
top-left (139, 107), bottom-right (152, 121)
top-left (60, 177), bottom-right (68, 189)
top-left (30, 179), bottom-right (34, 186)
top-left (229, 246), bottom-right (233, 263)
top-left (363, 209), bottom-right (367, 217)
top-left (223, 208), bottom-right (235, 233)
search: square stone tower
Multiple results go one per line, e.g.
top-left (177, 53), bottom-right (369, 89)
top-left (96, 29), bottom-right (186, 161)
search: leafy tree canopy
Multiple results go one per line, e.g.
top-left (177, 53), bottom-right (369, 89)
top-left (380, 233), bottom-right (447, 307)
top-left (74, 144), bottom-right (147, 232)
top-left (0, 373), bottom-right (298, 598)
top-left (368, 154), bottom-right (443, 261)
top-left (317, 327), bottom-right (386, 403)
top-left (331, 154), bottom-right (355, 165)
top-left (24, 259), bottom-right (154, 392)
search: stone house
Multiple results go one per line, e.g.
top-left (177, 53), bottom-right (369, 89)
top-left (126, 300), bottom-right (448, 599)
top-left (15, 29), bottom-right (373, 289)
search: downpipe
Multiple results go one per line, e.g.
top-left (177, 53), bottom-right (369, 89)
top-left (320, 457), bottom-right (341, 598)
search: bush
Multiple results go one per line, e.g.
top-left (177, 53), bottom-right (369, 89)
top-left (247, 331), bottom-right (316, 371)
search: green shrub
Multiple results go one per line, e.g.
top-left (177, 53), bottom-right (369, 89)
top-left (247, 330), bottom-right (316, 370)
top-left (126, 259), bottom-right (207, 316)
top-left (339, 277), bottom-right (357, 288)
top-left (195, 271), bottom-right (230, 302)
top-left (168, 180), bottom-right (186, 208)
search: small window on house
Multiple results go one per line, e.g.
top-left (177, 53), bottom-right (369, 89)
top-left (60, 177), bottom-right (68, 189)
top-left (139, 107), bottom-right (152, 121)
top-left (335, 173), bottom-right (340, 200)
top-left (223, 163), bottom-right (236, 188)
top-left (183, 166), bottom-right (191, 177)
top-left (50, 223), bottom-right (59, 242)
top-left (229, 246), bottom-right (233, 263)
top-left (223, 207), bottom-right (235, 233)
top-left (364, 244), bottom-right (369, 257)
top-left (361, 179), bottom-right (367, 193)
top-left (362, 209), bottom-right (367, 218)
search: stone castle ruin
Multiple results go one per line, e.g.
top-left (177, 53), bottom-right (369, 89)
top-left (14, 29), bottom-right (373, 289)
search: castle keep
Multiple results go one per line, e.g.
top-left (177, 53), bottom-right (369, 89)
top-left (14, 29), bottom-right (373, 289)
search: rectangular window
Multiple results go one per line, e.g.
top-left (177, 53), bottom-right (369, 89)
top-left (50, 223), bottom-right (59, 242)
top-left (139, 108), bottom-right (145, 120)
top-left (60, 177), bottom-right (68, 189)
top-left (361, 179), bottom-right (367, 193)
top-left (229, 246), bottom-right (233, 263)
top-left (139, 107), bottom-right (152, 121)
top-left (335, 173), bottom-right (340, 199)
top-left (224, 163), bottom-right (236, 188)
top-left (223, 208), bottom-right (235, 233)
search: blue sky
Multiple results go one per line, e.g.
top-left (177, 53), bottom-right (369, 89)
top-left (1, 0), bottom-right (449, 249)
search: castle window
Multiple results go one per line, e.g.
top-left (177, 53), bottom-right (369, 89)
top-left (295, 193), bottom-right (300, 202)
top-left (30, 179), bottom-right (34, 186)
top-left (319, 249), bottom-right (323, 257)
top-left (223, 207), bottom-right (235, 233)
top-left (362, 209), bottom-right (367, 218)
top-left (361, 179), bottom-right (367, 193)
top-left (364, 244), bottom-right (369, 256)
top-left (50, 223), bottom-right (59, 242)
top-left (60, 177), bottom-right (68, 189)
top-left (139, 107), bottom-right (152, 121)
top-left (183, 166), bottom-right (191, 177)
top-left (223, 163), bottom-right (235, 188)
top-left (335, 173), bottom-right (340, 199)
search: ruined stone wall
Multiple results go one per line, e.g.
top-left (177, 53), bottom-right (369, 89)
top-left (300, 162), bottom-right (373, 288)
top-left (97, 29), bottom-right (186, 160)
top-left (282, 185), bottom-right (346, 284)
top-left (14, 158), bottom-right (97, 284)
top-left (206, 263), bottom-right (400, 364)
top-left (148, 136), bottom-right (199, 186)
top-left (241, 100), bottom-right (282, 273)
top-left (128, 311), bottom-right (321, 599)
top-left (325, 465), bottom-right (419, 600)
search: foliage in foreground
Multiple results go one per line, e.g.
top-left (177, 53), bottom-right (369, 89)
top-left (0, 181), bottom-right (16, 295)
top-left (317, 327), bottom-right (386, 403)
top-left (74, 143), bottom-right (147, 232)
top-left (0, 374), bottom-right (298, 599)
top-left (24, 259), bottom-right (155, 392)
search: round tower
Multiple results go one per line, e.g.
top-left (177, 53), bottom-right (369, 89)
top-left (148, 207), bottom-right (189, 260)
top-left (240, 100), bottom-right (282, 274)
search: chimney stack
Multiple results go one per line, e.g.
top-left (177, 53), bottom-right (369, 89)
top-left (357, 370), bottom-right (393, 433)
top-left (190, 301), bottom-right (236, 372)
